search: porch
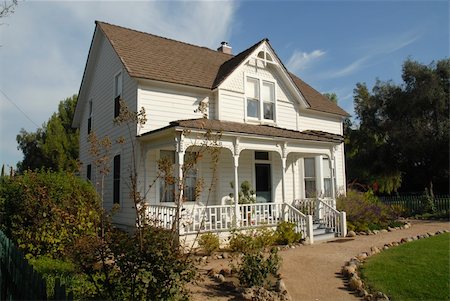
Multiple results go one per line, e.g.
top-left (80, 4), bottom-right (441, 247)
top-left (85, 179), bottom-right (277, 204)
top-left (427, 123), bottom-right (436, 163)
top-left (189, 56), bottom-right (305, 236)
top-left (138, 119), bottom-right (348, 244)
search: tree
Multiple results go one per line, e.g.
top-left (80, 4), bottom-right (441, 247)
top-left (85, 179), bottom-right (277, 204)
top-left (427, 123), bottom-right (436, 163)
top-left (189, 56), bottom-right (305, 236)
top-left (16, 95), bottom-right (79, 172)
top-left (0, 0), bottom-right (17, 19)
top-left (323, 92), bottom-right (338, 104)
top-left (346, 58), bottom-right (449, 194)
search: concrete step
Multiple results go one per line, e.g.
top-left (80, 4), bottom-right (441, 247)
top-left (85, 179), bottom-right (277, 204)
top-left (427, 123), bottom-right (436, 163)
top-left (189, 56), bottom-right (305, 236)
top-left (314, 231), bottom-right (337, 242)
top-left (313, 227), bottom-right (328, 236)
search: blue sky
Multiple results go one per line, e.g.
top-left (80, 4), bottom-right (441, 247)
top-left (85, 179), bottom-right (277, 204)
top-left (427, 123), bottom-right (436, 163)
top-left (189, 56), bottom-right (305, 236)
top-left (0, 0), bottom-right (448, 168)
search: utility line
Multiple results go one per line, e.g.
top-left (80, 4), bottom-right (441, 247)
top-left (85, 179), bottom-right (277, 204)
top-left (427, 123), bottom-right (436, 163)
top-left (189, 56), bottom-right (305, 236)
top-left (0, 88), bottom-right (40, 128)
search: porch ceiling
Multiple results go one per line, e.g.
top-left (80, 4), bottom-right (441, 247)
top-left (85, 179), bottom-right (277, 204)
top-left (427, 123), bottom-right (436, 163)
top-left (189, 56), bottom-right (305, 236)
top-left (138, 118), bottom-right (343, 144)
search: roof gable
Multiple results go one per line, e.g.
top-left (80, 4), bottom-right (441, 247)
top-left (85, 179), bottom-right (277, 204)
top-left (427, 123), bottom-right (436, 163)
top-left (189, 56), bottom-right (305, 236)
top-left (91, 21), bottom-right (349, 117)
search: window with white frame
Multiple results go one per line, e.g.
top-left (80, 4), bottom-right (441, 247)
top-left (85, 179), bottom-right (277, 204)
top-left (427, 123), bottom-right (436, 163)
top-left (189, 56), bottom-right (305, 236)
top-left (246, 77), bottom-right (275, 121)
top-left (114, 72), bottom-right (122, 118)
top-left (184, 152), bottom-right (198, 202)
top-left (159, 150), bottom-right (175, 202)
top-left (304, 158), bottom-right (316, 198)
top-left (323, 158), bottom-right (332, 198)
top-left (87, 99), bottom-right (93, 135)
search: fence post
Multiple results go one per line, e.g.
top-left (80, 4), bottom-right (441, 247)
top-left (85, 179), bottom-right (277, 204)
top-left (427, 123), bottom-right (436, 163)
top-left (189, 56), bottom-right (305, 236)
top-left (307, 215), bottom-right (314, 244)
top-left (340, 211), bottom-right (347, 237)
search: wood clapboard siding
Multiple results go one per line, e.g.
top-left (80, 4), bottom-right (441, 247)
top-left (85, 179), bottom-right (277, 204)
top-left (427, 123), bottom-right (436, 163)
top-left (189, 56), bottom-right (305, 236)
top-left (78, 32), bottom-right (138, 226)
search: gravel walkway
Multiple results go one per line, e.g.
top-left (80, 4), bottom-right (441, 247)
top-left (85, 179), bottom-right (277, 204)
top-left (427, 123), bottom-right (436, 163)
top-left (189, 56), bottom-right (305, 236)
top-left (280, 220), bottom-right (450, 301)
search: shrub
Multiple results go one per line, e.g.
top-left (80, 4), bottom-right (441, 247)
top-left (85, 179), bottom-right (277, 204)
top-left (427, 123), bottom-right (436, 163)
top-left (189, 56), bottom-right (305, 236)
top-left (275, 222), bottom-right (301, 245)
top-left (229, 227), bottom-right (276, 253)
top-left (0, 170), bottom-right (101, 258)
top-left (238, 248), bottom-right (281, 288)
top-left (229, 230), bottom-right (256, 253)
top-left (71, 226), bottom-right (196, 301)
top-left (337, 190), bottom-right (399, 232)
top-left (29, 256), bottom-right (96, 299)
top-left (198, 232), bottom-right (220, 255)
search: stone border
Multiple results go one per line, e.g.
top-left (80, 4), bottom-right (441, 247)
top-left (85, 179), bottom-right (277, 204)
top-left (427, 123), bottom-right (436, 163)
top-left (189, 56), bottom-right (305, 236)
top-left (346, 222), bottom-right (412, 238)
top-left (341, 229), bottom-right (449, 301)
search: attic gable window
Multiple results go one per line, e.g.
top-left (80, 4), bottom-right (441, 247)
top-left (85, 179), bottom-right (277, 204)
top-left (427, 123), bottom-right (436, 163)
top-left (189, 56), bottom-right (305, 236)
top-left (246, 76), bottom-right (276, 122)
top-left (114, 72), bottom-right (122, 118)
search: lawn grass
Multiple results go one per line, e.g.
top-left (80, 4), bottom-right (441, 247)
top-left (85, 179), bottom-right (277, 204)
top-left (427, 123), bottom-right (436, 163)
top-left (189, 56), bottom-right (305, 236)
top-left (360, 233), bottom-right (450, 301)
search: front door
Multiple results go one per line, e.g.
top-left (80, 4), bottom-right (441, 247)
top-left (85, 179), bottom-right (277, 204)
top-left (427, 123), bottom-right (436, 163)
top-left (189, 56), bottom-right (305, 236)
top-left (255, 163), bottom-right (271, 203)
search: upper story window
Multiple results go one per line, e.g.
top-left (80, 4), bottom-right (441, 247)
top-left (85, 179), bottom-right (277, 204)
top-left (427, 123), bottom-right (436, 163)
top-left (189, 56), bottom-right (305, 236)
top-left (246, 77), bottom-right (275, 122)
top-left (87, 99), bottom-right (93, 135)
top-left (114, 72), bottom-right (122, 118)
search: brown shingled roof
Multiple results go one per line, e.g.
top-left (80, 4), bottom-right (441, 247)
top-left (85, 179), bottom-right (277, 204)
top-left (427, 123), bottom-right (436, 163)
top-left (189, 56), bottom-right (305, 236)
top-left (140, 118), bottom-right (343, 144)
top-left (96, 21), bottom-right (349, 117)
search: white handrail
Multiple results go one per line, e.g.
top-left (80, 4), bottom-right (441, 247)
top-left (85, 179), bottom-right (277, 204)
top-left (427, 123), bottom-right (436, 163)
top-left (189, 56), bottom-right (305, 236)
top-left (285, 203), bottom-right (308, 238)
top-left (317, 198), bottom-right (341, 235)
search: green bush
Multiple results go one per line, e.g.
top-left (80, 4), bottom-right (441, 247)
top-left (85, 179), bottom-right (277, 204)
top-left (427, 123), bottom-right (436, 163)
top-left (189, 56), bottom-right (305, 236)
top-left (229, 227), bottom-right (276, 253)
top-left (238, 248), bottom-right (281, 288)
top-left (71, 226), bottom-right (196, 301)
top-left (198, 232), bottom-right (220, 255)
top-left (337, 190), bottom-right (400, 232)
top-left (29, 256), bottom-right (97, 299)
top-left (0, 170), bottom-right (101, 258)
top-left (275, 222), bottom-right (301, 245)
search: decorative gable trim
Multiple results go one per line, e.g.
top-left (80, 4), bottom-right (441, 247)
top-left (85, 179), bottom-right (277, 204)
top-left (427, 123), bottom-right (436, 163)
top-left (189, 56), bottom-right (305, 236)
top-left (216, 40), bottom-right (310, 109)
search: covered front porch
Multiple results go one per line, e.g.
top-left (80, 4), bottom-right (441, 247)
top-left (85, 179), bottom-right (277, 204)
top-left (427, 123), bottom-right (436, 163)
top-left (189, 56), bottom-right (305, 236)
top-left (138, 119), bottom-right (347, 244)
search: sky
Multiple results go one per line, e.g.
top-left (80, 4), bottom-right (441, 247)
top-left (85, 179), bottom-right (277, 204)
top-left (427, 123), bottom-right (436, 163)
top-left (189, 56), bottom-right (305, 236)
top-left (0, 0), bottom-right (448, 168)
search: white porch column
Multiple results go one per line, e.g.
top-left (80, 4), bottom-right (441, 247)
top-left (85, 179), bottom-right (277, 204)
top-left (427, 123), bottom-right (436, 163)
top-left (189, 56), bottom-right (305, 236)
top-left (281, 142), bottom-right (288, 221)
top-left (233, 137), bottom-right (240, 227)
top-left (176, 134), bottom-right (185, 205)
top-left (331, 147), bottom-right (337, 208)
top-left (340, 211), bottom-right (347, 237)
top-left (233, 155), bottom-right (239, 226)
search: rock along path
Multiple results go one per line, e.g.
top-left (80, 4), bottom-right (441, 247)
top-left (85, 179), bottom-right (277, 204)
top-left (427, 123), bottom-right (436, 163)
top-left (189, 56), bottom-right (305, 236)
top-left (279, 220), bottom-right (450, 301)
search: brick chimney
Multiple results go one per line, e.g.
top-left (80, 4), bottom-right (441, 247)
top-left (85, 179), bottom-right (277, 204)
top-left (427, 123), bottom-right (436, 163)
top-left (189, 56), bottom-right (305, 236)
top-left (217, 41), bottom-right (232, 55)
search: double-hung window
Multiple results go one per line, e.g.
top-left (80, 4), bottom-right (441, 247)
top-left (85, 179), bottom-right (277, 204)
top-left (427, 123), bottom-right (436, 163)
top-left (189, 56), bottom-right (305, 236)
top-left (304, 158), bottom-right (316, 198)
top-left (87, 100), bottom-right (93, 135)
top-left (114, 72), bottom-right (122, 118)
top-left (159, 150), bottom-right (175, 203)
top-left (246, 77), bottom-right (260, 118)
top-left (246, 77), bottom-right (275, 121)
top-left (323, 158), bottom-right (332, 198)
top-left (184, 152), bottom-right (198, 202)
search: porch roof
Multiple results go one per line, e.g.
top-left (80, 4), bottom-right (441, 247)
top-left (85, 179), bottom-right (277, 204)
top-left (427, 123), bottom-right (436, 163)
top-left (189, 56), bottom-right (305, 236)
top-left (138, 118), bottom-right (344, 144)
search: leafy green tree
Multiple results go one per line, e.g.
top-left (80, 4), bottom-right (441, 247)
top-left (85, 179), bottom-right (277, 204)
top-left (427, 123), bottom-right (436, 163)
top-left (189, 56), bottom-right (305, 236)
top-left (323, 92), bottom-right (338, 104)
top-left (0, 170), bottom-right (101, 258)
top-left (16, 95), bottom-right (79, 172)
top-left (347, 58), bottom-right (449, 194)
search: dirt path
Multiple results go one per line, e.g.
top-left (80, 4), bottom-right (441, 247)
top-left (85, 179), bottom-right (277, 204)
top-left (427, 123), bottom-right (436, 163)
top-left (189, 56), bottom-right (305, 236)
top-left (190, 220), bottom-right (449, 300)
top-left (279, 220), bottom-right (450, 301)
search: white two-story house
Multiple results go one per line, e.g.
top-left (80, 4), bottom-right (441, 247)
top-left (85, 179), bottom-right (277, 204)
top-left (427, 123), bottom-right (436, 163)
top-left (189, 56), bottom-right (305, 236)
top-left (73, 21), bottom-right (349, 243)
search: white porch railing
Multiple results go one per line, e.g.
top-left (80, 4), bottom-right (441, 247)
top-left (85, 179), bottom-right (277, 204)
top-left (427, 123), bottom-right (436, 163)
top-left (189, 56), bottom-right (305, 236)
top-left (146, 204), bottom-right (177, 229)
top-left (145, 202), bottom-right (310, 237)
top-left (238, 203), bottom-right (284, 228)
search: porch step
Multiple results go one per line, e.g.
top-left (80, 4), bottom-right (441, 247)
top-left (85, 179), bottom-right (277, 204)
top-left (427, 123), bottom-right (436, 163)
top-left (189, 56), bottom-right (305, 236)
top-left (312, 223), bottom-right (337, 242)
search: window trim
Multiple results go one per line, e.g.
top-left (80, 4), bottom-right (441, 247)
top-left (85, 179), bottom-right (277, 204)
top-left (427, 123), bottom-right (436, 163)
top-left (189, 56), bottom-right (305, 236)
top-left (87, 99), bottom-right (93, 135)
top-left (114, 71), bottom-right (123, 118)
top-left (322, 157), bottom-right (332, 198)
top-left (87, 164), bottom-right (92, 181)
top-left (244, 73), bottom-right (277, 123)
top-left (304, 157), bottom-right (316, 199)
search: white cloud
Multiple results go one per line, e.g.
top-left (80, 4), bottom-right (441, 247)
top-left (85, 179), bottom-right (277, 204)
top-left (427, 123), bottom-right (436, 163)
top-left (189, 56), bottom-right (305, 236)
top-left (0, 1), bottom-right (238, 167)
top-left (322, 31), bottom-right (422, 79)
top-left (286, 49), bottom-right (326, 73)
